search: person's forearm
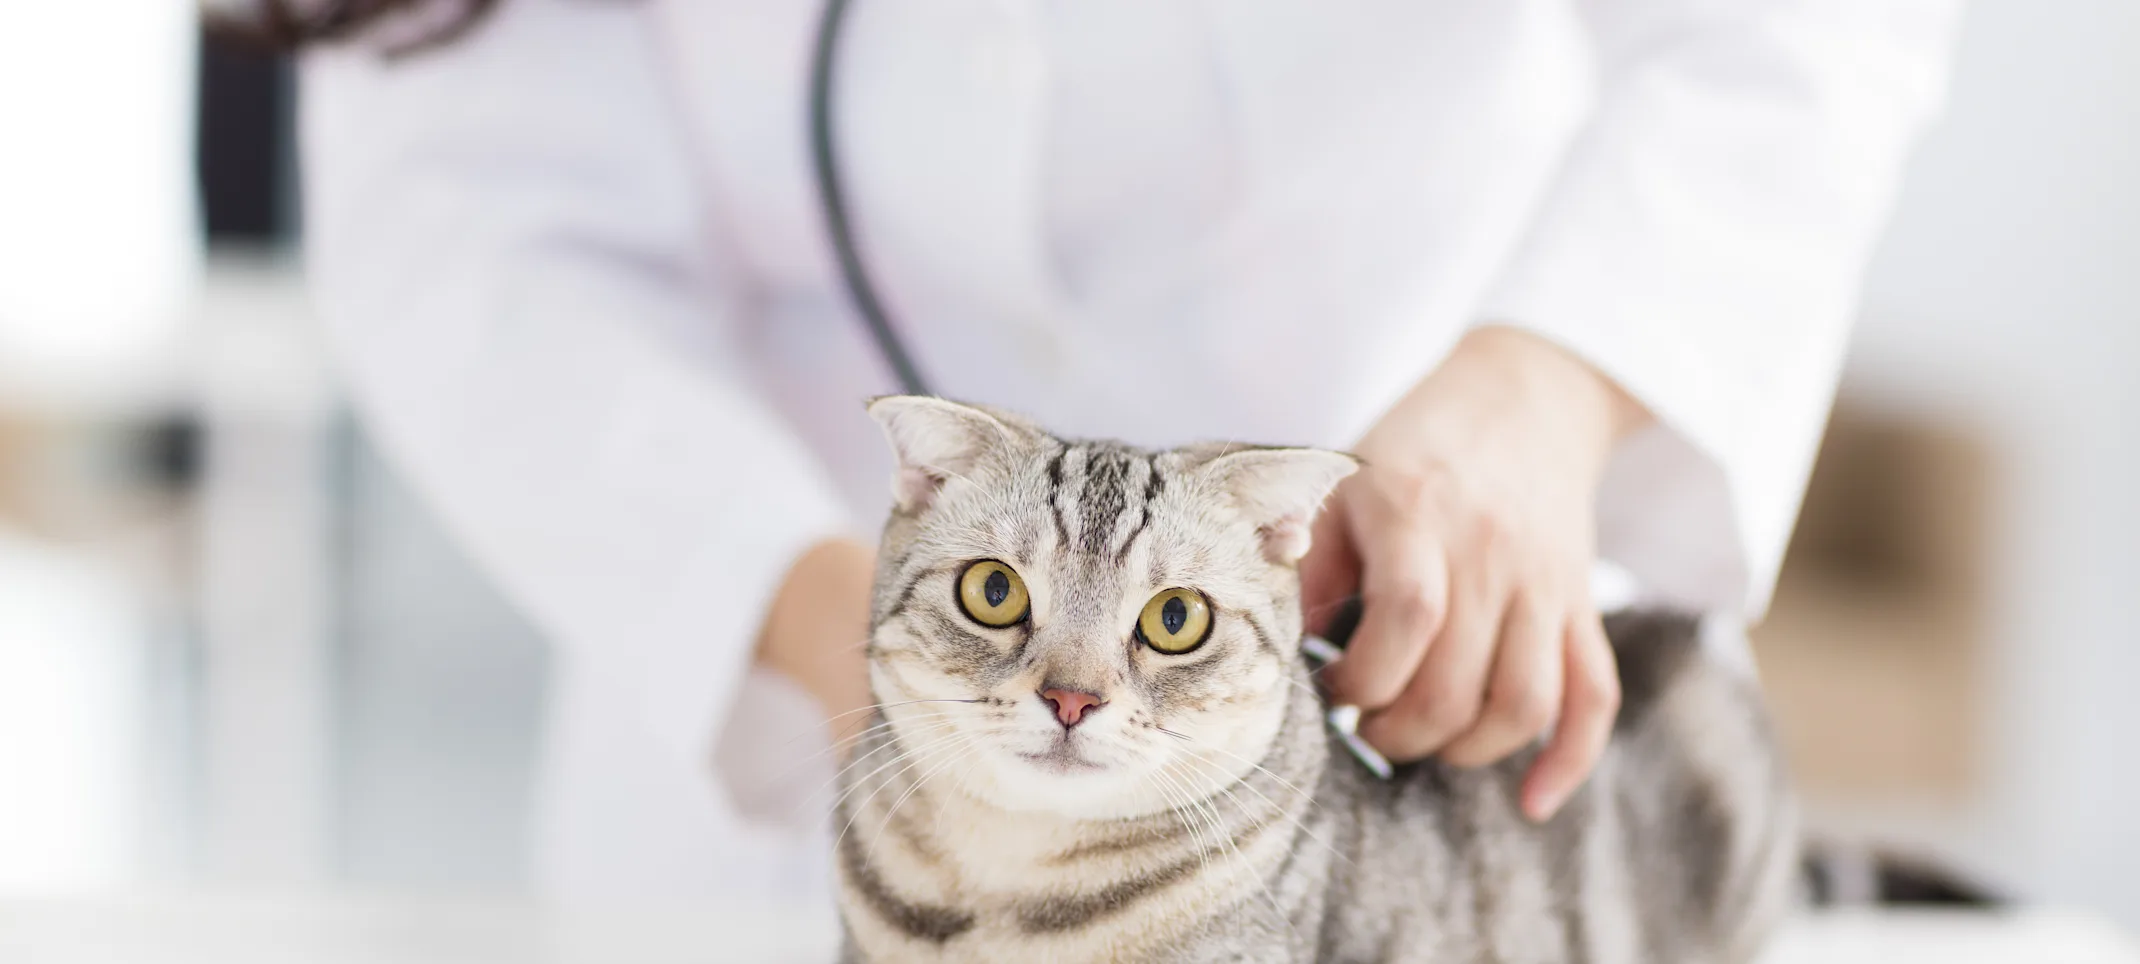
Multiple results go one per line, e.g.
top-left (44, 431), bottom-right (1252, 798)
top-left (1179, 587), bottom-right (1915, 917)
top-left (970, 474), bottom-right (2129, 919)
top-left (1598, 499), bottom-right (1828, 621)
top-left (1450, 325), bottom-right (1654, 477)
top-left (755, 538), bottom-right (877, 748)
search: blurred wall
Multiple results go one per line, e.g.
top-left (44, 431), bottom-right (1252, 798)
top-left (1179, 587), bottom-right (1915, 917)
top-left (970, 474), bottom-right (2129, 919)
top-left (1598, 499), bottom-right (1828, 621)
top-left (336, 434), bottom-right (546, 890)
top-left (1849, 0), bottom-right (2140, 922)
top-left (0, 1), bottom-right (201, 408)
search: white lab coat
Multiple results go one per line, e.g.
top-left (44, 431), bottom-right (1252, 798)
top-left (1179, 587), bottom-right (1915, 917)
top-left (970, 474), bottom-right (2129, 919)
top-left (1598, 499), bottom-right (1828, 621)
top-left (298, 0), bottom-right (1957, 899)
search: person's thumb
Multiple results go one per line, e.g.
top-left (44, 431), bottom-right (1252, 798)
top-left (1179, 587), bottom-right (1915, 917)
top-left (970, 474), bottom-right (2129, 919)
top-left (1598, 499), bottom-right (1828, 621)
top-left (1298, 493), bottom-right (1360, 637)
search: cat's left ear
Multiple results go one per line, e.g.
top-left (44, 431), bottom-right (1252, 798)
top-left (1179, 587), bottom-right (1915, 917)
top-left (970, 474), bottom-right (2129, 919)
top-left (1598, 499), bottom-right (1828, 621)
top-left (867, 396), bottom-right (1040, 513)
top-left (1198, 447), bottom-right (1359, 564)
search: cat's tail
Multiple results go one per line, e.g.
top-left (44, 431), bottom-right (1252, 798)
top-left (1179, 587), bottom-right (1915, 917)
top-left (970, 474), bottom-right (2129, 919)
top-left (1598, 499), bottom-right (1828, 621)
top-left (1799, 840), bottom-right (2005, 907)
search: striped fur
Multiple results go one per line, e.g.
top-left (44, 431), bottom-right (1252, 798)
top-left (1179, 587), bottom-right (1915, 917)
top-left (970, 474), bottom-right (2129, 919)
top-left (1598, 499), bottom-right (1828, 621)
top-left (838, 399), bottom-right (1797, 963)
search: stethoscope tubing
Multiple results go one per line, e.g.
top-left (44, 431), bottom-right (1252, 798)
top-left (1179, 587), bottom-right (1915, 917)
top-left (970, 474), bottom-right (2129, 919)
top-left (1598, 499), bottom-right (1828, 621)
top-left (809, 0), bottom-right (937, 397)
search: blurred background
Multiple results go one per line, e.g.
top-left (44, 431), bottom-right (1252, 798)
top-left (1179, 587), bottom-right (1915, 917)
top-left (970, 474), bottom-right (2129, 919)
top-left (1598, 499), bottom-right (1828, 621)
top-left (0, 0), bottom-right (2135, 931)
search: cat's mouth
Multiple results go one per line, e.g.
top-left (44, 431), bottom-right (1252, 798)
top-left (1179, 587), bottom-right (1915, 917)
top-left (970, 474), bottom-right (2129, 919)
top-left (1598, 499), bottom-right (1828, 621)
top-left (1017, 736), bottom-right (1105, 773)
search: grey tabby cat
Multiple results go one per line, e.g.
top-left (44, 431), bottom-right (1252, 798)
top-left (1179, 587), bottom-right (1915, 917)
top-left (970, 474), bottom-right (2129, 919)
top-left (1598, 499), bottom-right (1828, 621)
top-left (836, 396), bottom-right (1797, 964)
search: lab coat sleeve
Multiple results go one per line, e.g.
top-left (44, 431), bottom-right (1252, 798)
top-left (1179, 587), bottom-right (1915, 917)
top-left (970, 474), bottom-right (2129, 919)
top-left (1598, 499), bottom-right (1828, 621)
top-left (299, 0), bottom-right (852, 771)
top-left (1479, 0), bottom-right (1960, 617)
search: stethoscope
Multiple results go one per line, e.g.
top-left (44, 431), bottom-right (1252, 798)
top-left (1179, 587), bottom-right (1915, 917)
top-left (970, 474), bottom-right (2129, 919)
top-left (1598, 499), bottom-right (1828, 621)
top-left (809, 0), bottom-right (936, 398)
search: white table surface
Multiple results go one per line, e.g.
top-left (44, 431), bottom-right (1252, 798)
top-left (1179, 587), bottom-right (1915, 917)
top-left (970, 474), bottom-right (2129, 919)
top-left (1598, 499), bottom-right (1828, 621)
top-left (2, 894), bottom-right (2136, 964)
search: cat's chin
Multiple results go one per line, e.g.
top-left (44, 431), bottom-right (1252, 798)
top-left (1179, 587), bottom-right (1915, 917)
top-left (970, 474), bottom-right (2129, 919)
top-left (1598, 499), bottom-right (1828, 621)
top-left (1015, 742), bottom-right (1107, 774)
top-left (957, 750), bottom-right (1182, 821)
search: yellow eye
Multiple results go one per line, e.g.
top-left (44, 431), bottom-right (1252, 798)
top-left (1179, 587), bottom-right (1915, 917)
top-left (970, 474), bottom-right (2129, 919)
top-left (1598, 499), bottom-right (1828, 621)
top-left (957, 560), bottom-right (1030, 627)
top-left (1137, 589), bottom-right (1213, 654)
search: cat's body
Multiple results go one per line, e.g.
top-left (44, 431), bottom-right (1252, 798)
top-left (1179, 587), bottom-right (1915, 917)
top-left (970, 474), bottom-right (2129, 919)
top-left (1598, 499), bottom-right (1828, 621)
top-left (837, 399), bottom-right (1796, 963)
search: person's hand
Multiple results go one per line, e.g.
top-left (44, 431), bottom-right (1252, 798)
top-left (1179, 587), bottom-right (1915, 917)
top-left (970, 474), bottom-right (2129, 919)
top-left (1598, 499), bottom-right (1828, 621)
top-left (1300, 326), bottom-right (1650, 821)
top-left (755, 537), bottom-right (876, 749)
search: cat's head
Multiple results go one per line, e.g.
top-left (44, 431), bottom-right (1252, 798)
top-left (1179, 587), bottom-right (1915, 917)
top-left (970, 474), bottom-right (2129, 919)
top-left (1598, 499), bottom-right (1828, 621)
top-left (863, 396), bottom-right (1355, 820)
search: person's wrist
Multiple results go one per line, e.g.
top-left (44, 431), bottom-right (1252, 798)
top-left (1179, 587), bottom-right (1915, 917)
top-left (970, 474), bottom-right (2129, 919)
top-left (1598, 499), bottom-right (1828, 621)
top-left (1442, 325), bottom-right (1651, 481)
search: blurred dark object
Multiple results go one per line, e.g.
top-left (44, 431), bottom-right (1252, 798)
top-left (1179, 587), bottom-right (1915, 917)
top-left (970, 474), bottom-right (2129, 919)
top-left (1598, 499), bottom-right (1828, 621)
top-left (136, 417), bottom-right (203, 492)
top-left (196, 26), bottom-right (294, 243)
top-left (203, 0), bottom-right (499, 55)
top-left (1803, 846), bottom-right (2007, 908)
top-left (1319, 597), bottom-right (1365, 650)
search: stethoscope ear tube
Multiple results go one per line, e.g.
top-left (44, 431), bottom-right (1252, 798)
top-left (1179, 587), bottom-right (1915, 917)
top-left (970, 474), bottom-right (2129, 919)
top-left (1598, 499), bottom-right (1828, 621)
top-left (810, 0), bottom-right (936, 398)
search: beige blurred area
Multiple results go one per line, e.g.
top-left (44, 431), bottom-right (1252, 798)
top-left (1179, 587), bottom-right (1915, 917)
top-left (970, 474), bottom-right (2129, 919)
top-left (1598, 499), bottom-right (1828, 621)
top-left (1755, 405), bottom-right (1992, 819)
top-left (1, 0), bottom-right (2137, 948)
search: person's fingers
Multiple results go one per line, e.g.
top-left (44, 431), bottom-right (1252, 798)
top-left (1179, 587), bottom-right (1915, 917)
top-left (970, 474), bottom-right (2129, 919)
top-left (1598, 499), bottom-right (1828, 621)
top-left (1439, 595), bottom-right (1562, 768)
top-left (1357, 567), bottom-right (1497, 760)
top-left (1298, 495), bottom-right (1361, 638)
top-left (1521, 613), bottom-right (1621, 822)
top-left (1320, 525), bottom-right (1449, 712)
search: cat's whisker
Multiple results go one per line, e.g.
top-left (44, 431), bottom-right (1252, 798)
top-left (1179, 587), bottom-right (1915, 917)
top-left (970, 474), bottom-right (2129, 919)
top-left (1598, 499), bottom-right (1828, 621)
top-left (1166, 735), bottom-right (1321, 806)
top-left (1165, 788), bottom-right (1223, 896)
top-left (931, 751), bottom-right (983, 841)
top-left (1300, 593), bottom-right (1361, 619)
top-left (1164, 759), bottom-right (1308, 948)
top-left (779, 711), bottom-right (969, 801)
top-left (1165, 779), bottom-right (1251, 928)
top-left (1279, 675), bottom-right (1324, 701)
top-left (830, 729), bottom-right (993, 865)
top-left (1172, 748), bottom-right (1303, 819)
top-left (833, 720), bottom-right (1013, 856)
top-left (761, 697), bottom-right (984, 758)
top-left (1149, 760), bottom-right (1305, 949)
top-left (863, 697), bottom-right (987, 715)
top-left (1144, 766), bottom-right (1218, 881)
top-left (777, 706), bottom-right (970, 778)
top-left (1128, 773), bottom-right (1200, 921)
top-left (1164, 765), bottom-right (1237, 875)
top-left (775, 706), bottom-right (960, 767)
top-left (824, 698), bottom-right (988, 753)
top-left (771, 719), bottom-right (929, 798)
top-left (1207, 775), bottom-right (1346, 864)
top-left (1172, 748), bottom-right (1354, 871)
top-left (1158, 730), bottom-right (1359, 875)
top-left (824, 728), bottom-right (958, 829)
top-left (866, 729), bottom-right (1000, 864)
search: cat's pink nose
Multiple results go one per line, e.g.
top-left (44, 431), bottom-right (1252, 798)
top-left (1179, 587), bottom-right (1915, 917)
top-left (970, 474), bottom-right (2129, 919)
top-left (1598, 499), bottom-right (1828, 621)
top-left (1040, 688), bottom-right (1105, 728)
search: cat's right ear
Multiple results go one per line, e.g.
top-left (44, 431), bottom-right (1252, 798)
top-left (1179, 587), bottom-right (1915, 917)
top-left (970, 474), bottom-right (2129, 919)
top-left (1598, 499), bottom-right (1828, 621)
top-left (866, 396), bottom-right (1034, 513)
top-left (1196, 446), bottom-right (1359, 564)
